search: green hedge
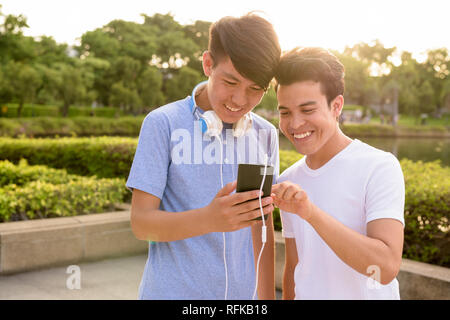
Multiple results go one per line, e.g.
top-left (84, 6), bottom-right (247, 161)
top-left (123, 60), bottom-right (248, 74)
top-left (401, 159), bottom-right (450, 267)
top-left (0, 158), bottom-right (74, 187)
top-left (0, 115), bottom-right (448, 138)
top-left (0, 116), bottom-right (144, 137)
top-left (0, 159), bottom-right (128, 222)
top-left (0, 104), bottom-right (124, 118)
top-left (0, 137), bottom-right (137, 179)
top-left (342, 123), bottom-right (448, 137)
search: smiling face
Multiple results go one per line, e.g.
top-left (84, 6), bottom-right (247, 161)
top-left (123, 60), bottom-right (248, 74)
top-left (199, 52), bottom-right (266, 124)
top-left (277, 80), bottom-right (344, 161)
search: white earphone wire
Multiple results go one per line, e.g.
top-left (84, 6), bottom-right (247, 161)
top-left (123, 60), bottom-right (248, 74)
top-left (252, 153), bottom-right (269, 300)
top-left (215, 133), bottom-right (228, 300)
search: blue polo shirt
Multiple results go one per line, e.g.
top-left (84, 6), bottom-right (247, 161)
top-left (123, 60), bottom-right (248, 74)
top-left (126, 92), bottom-right (279, 300)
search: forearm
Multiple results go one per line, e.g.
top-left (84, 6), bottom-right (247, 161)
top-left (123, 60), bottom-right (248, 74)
top-left (307, 205), bottom-right (397, 284)
top-left (252, 219), bottom-right (275, 300)
top-left (131, 207), bottom-right (209, 242)
top-left (282, 265), bottom-right (295, 300)
top-left (282, 239), bottom-right (297, 300)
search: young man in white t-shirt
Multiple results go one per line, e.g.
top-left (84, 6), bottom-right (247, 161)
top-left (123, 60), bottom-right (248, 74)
top-left (271, 47), bottom-right (405, 299)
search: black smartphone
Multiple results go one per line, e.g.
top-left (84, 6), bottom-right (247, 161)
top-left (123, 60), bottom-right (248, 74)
top-left (236, 163), bottom-right (274, 221)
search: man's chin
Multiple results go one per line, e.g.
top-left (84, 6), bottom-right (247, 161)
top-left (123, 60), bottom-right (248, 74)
top-left (292, 142), bottom-right (313, 157)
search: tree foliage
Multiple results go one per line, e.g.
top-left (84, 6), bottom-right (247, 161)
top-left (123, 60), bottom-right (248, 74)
top-left (0, 6), bottom-right (448, 119)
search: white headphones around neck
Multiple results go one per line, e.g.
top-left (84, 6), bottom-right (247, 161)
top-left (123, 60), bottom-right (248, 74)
top-left (190, 81), bottom-right (252, 138)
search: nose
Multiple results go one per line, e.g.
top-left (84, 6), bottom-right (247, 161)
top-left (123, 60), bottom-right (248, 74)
top-left (290, 114), bottom-right (306, 129)
top-left (231, 87), bottom-right (247, 108)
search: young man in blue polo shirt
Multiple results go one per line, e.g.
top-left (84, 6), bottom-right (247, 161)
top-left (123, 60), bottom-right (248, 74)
top-left (126, 13), bottom-right (281, 299)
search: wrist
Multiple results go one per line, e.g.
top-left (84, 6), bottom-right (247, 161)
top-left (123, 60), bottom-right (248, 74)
top-left (304, 202), bottom-right (318, 224)
top-left (197, 205), bottom-right (214, 234)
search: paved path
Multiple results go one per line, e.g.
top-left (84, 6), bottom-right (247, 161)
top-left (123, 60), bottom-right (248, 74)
top-left (0, 254), bottom-right (147, 300)
top-left (0, 254), bottom-right (282, 300)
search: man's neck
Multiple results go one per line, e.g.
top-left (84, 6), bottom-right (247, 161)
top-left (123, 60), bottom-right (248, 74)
top-left (195, 84), bottom-right (212, 111)
top-left (305, 128), bottom-right (353, 170)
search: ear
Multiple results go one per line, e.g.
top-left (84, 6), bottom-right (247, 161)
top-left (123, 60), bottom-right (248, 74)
top-left (331, 95), bottom-right (344, 119)
top-left (202, 51), bottom-right (214, 77)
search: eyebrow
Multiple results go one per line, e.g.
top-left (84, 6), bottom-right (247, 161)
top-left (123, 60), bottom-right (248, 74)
top-left (278, 101), bottom-right (317, 110)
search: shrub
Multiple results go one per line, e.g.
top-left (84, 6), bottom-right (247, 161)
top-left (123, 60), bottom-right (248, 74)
top-left (0, 116), bottom-right (144, 137)
top-left (1, 114), bottom-right (448, 138)
top-left (1, 104), bottom-right (123, 118)
top-left (0, 159), bottom-right (72, 187)
top-left (0, 137), bottom-right (137, 179)
top-left (401, 159), bottom-right (450, 267)
top-left (341, 123), bottom-right (396, 136)
top-left (0, 160), bottom-right (128, 222)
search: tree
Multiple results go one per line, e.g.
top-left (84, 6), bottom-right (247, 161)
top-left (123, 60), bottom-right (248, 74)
top-left (78, 29), bottom-right (121, 60)
top-left (0, 65), bottom-right (8, 107)
top-left (334, 50), bottom-right (376, 106)
top-left (77, 56), bottom-right (111, 106)
top-left (109, 81), bottom-right (141, 113)
top-left (109, 56), bottom-right (140, 84)
top-left (425, 48), bottom-right (449, 80)
top-left (105, 56), bottom-right (142, 112)
top-left (389, 52), bottom-right (437, 120)
top-left (440, 78), bottom-right (450, 114)
top-left (52, 63), bottom-right (87, 117)
top-left (105, 19), bottom-right (157, 65)
top-left (183, 20), bottom-right (212, 73)
top-left (0, 5), bottom-right (34, 64)
top-left (137, 66), bottom-right (165, 112)
top-left (424, 48), bottom-right (449, 110)
top-left (78, 19), bottom-right (158, 106)
top-left (33, 36), bottom-right (71, 67)
top-left (380, 79), bottom-right (400, 125)
top-left (416, 80), bottom-right (436, 116)
top-left (76, 13), bottom-right (207, 112)
top-left (164, 66), bottom-right (204, 102)
top-left (345, 40), bottom-right (396, 76)
top-left (3, 61), bottom-right (42, 117)
top-left (33, 63), bottom-right (60, 105)
top-left (142, 13), bottom-right (198, 69)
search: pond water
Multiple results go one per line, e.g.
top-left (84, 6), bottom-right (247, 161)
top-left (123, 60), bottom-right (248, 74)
top-left (279, 136), bottom-right (450, 166)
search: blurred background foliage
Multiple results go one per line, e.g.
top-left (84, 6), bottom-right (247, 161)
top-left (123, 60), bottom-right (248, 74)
top-left (0, 5), bottom-right (449, 121)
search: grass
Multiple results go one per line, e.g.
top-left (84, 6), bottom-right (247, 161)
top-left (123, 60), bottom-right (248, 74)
top-left (369, 114), bottom-right (449, 127)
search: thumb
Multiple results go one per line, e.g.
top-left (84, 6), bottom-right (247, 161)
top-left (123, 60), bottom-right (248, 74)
top-left (215, 180), bottom-right (237, 198)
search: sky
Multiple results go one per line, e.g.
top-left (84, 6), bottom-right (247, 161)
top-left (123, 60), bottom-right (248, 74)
top-left (1, 0), bottom-right (449, 61)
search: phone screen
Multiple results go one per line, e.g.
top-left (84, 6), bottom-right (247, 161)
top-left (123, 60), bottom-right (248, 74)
top-left (236, 163), bottom-right (274, 221)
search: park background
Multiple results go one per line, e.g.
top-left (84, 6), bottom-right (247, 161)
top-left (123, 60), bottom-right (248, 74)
top-left (0, 0), bottom-right (448, 287)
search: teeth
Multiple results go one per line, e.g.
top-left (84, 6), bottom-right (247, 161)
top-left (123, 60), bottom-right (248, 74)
top-left (294, 131), bottom-right (312, 139)
top-left (225, 104), bottom-right (242, 112)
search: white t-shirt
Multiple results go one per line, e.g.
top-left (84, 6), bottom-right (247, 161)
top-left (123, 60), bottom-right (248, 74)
top-left (280, 139), bottom-right (405, 300)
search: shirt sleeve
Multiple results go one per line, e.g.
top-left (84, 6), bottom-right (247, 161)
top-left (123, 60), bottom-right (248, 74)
top-left (280, 209), bottom-right (297, 238)
top-left (365, 153), bottom-right (405, 226)
top-left (126, 111), bottom-right (171, 199)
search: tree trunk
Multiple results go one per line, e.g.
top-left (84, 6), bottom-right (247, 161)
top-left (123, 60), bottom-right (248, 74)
top-left (61, 101), bottom-right (70, 117)
top-left (17, 100), bottom-right (24, 117)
